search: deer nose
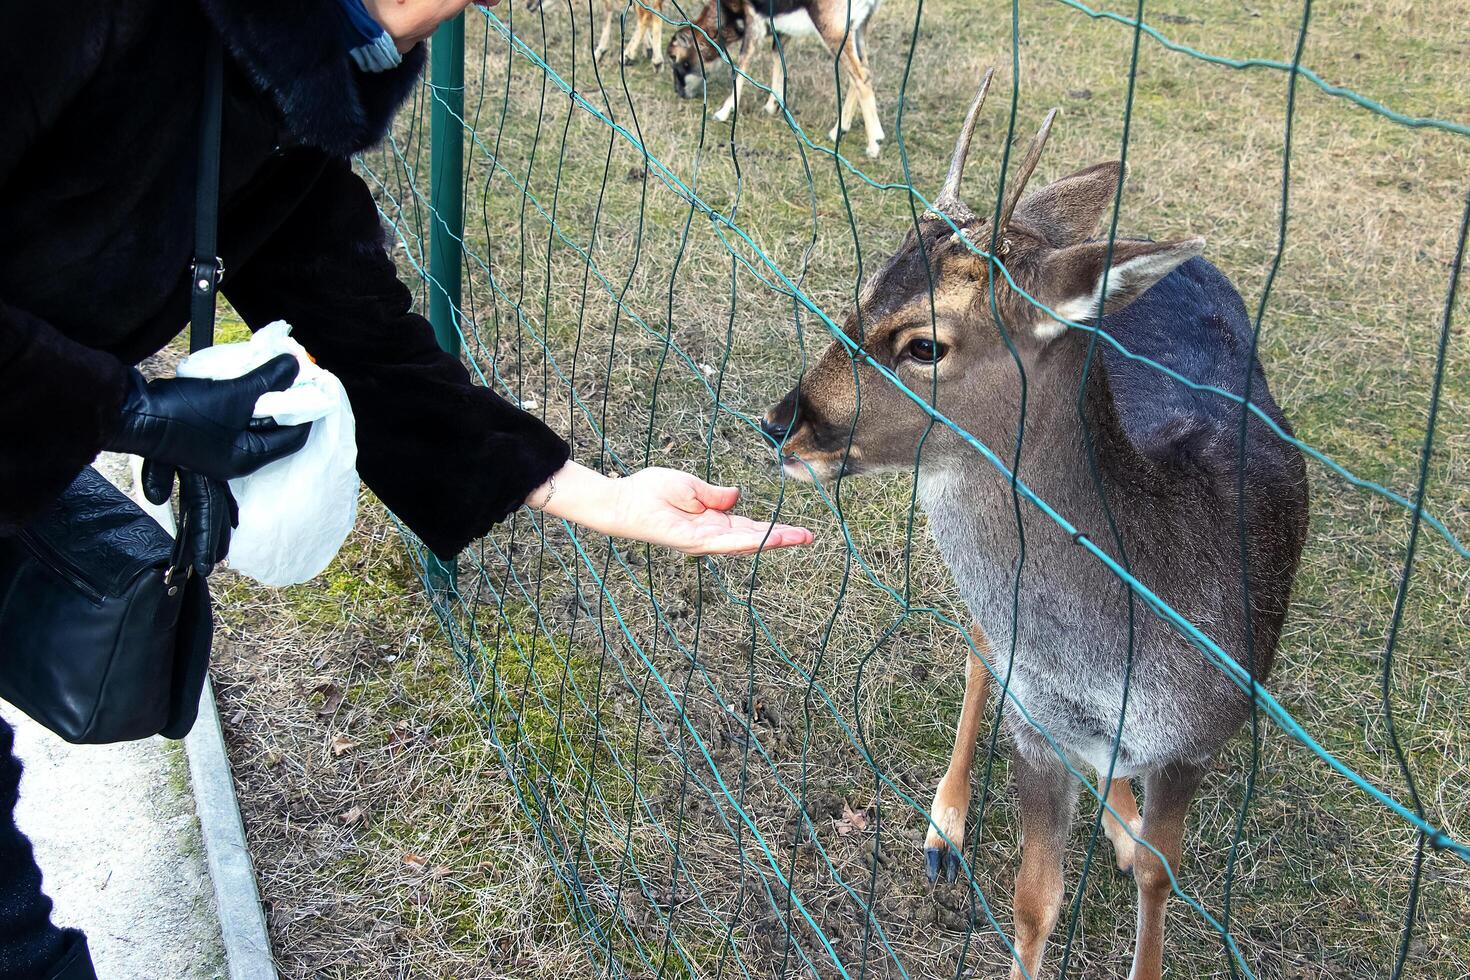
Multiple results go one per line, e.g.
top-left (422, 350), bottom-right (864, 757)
top-left (763, 393), bottom-right (802, 444)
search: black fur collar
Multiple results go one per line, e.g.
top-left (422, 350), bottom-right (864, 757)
top-left (196, 0), bottom-right (426, 156)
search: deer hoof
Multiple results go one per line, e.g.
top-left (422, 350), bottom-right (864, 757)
top-left (714, 106), bottom-right (732, 123)
top-left (924, 801), bottom-right (967, 883)
top-left (924, 845), bottom-right (963, 883)
top-left (827, 123), bottom-right (844, 142)
top-left (865, 141), bottom-right (882, 159)
top-left (594, 45), bottom-right (608, 62)
top-left (764, 100), bottom-right (778, 116)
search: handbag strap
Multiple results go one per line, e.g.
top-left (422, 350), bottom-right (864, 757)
top-left (167, 36), bottom-right (226, 584)
top-left (190, 37), bottom-right (224, 354)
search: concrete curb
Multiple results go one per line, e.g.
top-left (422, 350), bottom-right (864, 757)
top-left (185, 678), bottom-right (278, 980)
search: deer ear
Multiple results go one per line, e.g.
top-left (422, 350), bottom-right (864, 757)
top-left (1035, 237), bottom-right (1205, 339)
top-left (1012, 162), bottom-right (1124, 247)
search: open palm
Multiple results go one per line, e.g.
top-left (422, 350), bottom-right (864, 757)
top-left (610, 468), bottom-right (813, 556)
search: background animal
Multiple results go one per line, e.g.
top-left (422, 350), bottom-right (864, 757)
top-left (528, 0), bottom-right (669, 68)
top-left (667, 0), bottom-right (885, 156)
top-left (762, 71), bottom-right (1310, 980)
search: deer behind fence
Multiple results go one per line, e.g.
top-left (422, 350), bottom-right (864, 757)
top-left (762, 70), bottom-right (1310, 980)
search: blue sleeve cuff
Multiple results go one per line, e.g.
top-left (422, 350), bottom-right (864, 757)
top-left (349, 32), bottom-right (402, 73)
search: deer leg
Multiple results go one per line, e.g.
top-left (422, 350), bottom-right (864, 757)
top-left (713, 21), bottom-right (763, 123)
top-left (844, 50), bottom-right (884, 157)
top-left (1101, 776), bottom-right (1143, 872)
top-left (648, 3), bottom-right (665, 69)
top-left (924, 630), bottom-right (992, 882)
top-left (829, 85), bottom-right (858, 142)
top-left (811, 16), bottom-right (883, 157)
top-left (764, 43), bottom-right (786, 115)
top-left (594, 0), bottom-right (617, 61)
top-left (621, 8), bottom-right (646, 63)
top-left (810, 16), bottom-right (856, 142)
top-left (1128, 762), bottom-right (1206, 980)
top-left (1009, 747), bottom-right (1077, 980)
top-left (849, 24), bottom-right (884, 149)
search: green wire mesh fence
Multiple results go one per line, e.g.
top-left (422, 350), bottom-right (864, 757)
top-left (357, 1), bottom-right (1469, 976)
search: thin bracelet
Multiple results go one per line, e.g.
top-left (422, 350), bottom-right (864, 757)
top-left (531, 475), bottom-right (556, 511)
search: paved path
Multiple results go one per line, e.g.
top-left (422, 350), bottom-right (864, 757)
top-left (5, 709), bottom-right (227, 980)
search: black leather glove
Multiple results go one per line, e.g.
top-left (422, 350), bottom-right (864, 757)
top-left (139, 461), bottom-right (237, 574)
top-left (108, 353), bottom-right (312, 483)
top-left (139, 461), bottom-right (237, 575)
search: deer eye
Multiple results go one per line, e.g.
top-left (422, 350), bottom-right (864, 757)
top-left (903, 337), bottom-right (947, 364)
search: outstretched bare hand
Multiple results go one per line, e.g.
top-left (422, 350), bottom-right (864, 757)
top-left (532, 462), bottom-right (813, 556)
top-left (608, 468), bottom-right (813, 556)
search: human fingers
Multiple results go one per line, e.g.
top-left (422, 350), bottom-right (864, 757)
top-left (679, 475), bottom-right (740, 513)
top-left (233, 420), bottom-right (313, 473)
top-left (141, 458), bottom-right (176, 505)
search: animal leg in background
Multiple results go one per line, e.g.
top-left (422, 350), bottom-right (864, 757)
top-left (809, 8), bottom-right (884, 156)
top-left (765, 38), bottom-right (787, 115)
top-left (621, 4), bottom-right (648, 63)
top-left (829, 82), bottom-right (859, 141)
top-left (594, 0), bottom-right (617, 61)
top-left (713, 15), bottom-right (767, 122)
top-left (621, 1), bottom-right (664, 65)
top-left (647, 2), bottom-right (665, 68)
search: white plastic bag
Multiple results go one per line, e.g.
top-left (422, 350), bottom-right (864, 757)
top-left (177, 321), bottom-right (358, 586)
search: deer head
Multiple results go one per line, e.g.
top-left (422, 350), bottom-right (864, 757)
top-left (762, 69), bottom-right (1204, 482)
top-left (668, 0), bottom-right (744, 99)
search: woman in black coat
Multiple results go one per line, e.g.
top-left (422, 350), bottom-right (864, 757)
top-left (0, 1), bottom-right (810, 975)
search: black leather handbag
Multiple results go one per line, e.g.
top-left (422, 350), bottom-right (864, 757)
top-left (0, 470), bottom-right (214, 743)
top-left (0, 39), bottom-right (225, 745)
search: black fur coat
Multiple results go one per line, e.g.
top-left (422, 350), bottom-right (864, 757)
top-left (0, 1), bottom-right (569, 558)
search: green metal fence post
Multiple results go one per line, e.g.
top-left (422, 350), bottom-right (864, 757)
top-left (427, 15), bottom-right (465, 594)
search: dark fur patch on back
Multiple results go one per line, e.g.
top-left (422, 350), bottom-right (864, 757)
top-left (1097, 257), bottom-right (1297, 480)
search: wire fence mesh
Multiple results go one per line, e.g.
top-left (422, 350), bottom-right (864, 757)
top-left (357, 1), bottom-right (1469, 976)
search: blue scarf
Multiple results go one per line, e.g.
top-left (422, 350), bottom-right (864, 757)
top-left (336, 0), bottom-right (402, 73)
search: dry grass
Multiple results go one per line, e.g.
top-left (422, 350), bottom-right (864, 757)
top-left (215, 0), bottom-right (1470, 977)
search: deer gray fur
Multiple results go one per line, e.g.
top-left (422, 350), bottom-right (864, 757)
top-left (761, 70), bottom-right (1309, 980)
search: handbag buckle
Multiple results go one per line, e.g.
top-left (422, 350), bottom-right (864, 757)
top-left (190, 256), bottom-right (225, 292)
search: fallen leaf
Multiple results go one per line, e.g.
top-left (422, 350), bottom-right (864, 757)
top-left (402, 853), bottom-right (427, 871)
top-left (339, 806), bottom-right (365, 827)
top-left (329, 734), bottom-right (360, 757)
top-left (836, 804), bottom-right (870, 837)
top-left (313, 681), bottom-right (344, 719)
top-left (386, 722), bottom-right (416, 756)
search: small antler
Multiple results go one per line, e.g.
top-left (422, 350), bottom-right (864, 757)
top-left (997, 107), bottom-right (1059, 234)
top-left (932, 67), bottom-right (995, 217)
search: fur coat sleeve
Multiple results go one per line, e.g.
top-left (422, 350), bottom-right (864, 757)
top-left (221, 159), bottom-right (570, 559)
top-left (0, 11), bottom-right (133, 533)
